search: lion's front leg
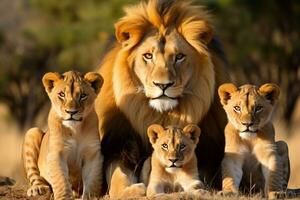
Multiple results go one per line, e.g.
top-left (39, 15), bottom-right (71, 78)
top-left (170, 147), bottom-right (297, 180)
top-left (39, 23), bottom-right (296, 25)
top-left (47, 152), bottom-right (73, 200)
top-left (276, 140), bottom-right (290, 190)
top-left (178, 170), bottom-right (205, 193)
top-left (23, 128), bottom-right (50, 197)
top-left (81, 149), bottom-right (103, 199)
top-left (183, 179), bottom-right (204, 191)
top-left (47, 135), bottom-right (73, 200)
top-left (180, 178), bottom-right (207, 196)
top-left (146, 181), bottom-right (165, 197)
top-left (106, 161), bottom-right (146, 198)
top-left (221, 153), bottom-right (243, 195)
top-left (255, 143), bottom-right (284, 198)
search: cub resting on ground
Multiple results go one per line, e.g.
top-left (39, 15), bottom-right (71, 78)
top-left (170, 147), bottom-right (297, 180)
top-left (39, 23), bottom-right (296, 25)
top-left (218, 83), bottom-right (289, 198)
top-left (141, 124), bottom-right (205, 197)
top-left (22, 71), bottom-right (103, 199)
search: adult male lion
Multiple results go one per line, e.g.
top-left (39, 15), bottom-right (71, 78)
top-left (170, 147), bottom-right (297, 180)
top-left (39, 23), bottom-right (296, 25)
top-left (95, 0), bottom-right (228, 197)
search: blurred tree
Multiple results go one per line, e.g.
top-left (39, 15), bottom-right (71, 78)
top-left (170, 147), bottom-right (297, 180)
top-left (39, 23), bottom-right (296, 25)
top-left (0, 0), bottom-right (299, 132)
top-left (203, 0), bottom-right (300, 126)
top-left (0, 0), bottom-right (138, 131)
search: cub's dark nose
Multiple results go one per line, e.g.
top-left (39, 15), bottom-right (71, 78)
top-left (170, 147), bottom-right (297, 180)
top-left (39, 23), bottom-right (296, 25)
top-left (65, 110), bottom-right (79, 115)
top-left (153, 82), bottom-right (175, 90)
top-left (169, 158), bottom-right (179, 163)
top-left (241, 122), bottom-right (254, 127)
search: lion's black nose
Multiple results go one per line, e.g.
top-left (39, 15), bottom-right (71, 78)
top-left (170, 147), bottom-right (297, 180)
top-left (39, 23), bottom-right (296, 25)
top-left (241, 122), bottom-right (254, 127)
top-left (153, 82), bottom-right (174, 90)
top-left (169, 158), bottom-right (178, 163)
top-left (65, 110), bottom-right (78, 115)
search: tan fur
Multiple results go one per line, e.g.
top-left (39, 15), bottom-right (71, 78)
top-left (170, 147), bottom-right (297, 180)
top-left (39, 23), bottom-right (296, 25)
top-left (141, 124), bottom-right (204, 197)
top-left (22, 71), bottom-right (104, 200)
top-left (218, 83), bottom-right (289, 198)
top-left (96, 0), bottom-right (228, 198)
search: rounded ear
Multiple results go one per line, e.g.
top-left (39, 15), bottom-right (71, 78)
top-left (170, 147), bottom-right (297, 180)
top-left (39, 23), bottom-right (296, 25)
top-left (218, 83), bottom-right (238, 106)
top-left (114, 16), bottom-right (149, 49)
top-left (180, 19), bottom-right (213, 45)
top-left (147, 124), bottom-right (164, 145)
top-left (183, 124), bottom-right (201, 144)
top-left (42, 72), bottom-right (62, 93)
top-left (84, 72), bottom-right (104, 94)
top-left (258, 83), bottom-right (280, 105)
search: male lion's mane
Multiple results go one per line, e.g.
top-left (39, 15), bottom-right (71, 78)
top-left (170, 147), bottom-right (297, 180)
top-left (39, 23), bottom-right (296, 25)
top-left (96, 0), bottom-right (229, 188)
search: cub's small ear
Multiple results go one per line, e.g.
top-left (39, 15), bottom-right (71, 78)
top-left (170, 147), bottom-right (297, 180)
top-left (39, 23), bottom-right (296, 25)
top-left (147, 124), bottom-right (164, 145)
top-left (183, 124), bottom-right (201, 144)
top-left (259, 83), bottom-right (280, 105)
top-left (42, 72), bottom-right (62, 93)
top-left (218, 83), bottom-right (238, 106)
top-left (84, 72), bottom-right (104, 94)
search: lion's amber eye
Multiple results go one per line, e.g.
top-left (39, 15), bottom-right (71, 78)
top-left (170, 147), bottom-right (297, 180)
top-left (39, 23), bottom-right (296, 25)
top-left (254, 105), bottom-right (263, 113)
top-left (233, 106), bottom-right (241, 112)
top-left (162, 143), bottom-right (168, 150)
top-left (143, 53), bottom-right (153, 60)
top-left (179, 144), bottom-right (186, 151)
top-left (175, 53), bottom-right (185, 62)
top-left (80, 93), bottom-right (87, 101)
top-left (58, 91), bottom-right (65, 98)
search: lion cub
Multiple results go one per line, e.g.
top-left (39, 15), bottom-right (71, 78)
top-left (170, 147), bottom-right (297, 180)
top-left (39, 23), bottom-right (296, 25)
top-left (22, 71), bottom-right (103, 200)
top-left (141, 124), bottom-right (204, 197)
top-left (218, 83), bottom-right (289, 198)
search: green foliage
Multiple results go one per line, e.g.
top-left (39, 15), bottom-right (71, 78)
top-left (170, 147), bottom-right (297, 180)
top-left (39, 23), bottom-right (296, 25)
top-left (0, 0), bottom-right (299, 130)
top-left (0, 0), bottom-right (138, 130)
top-left (201, 0), bottom-right (300, 124)
top-left (24, 0), bottom-right (138, 70)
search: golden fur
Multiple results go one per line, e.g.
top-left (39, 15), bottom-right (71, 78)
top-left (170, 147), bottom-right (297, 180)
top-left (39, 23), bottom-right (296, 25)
top-left (22, 71), bottom-right (103, 200)
top-left (218, 83), bottom-right (289, 198)
top-left (95, 0), bottom-right (228, 197)
top-left (141, 124), bottom-right (204, 197)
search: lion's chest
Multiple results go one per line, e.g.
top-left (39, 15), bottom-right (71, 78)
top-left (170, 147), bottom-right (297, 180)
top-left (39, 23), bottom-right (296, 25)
top-left (242, 152), bottom-right (260, 172)
top-left (64, 138), bottom-right (84, 175)
top-left (158, 168), bottom-right (189, 192)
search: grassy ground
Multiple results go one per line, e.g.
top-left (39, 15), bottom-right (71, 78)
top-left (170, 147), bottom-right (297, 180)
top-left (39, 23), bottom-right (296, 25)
top-left (0, 100), bottom-right (299, 199)
top-left (0, 184), bottom-right (271, 200)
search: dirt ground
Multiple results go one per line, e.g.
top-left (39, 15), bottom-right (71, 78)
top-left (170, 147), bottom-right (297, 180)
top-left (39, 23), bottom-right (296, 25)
top-left (0, 185), bottom-right (51, 200)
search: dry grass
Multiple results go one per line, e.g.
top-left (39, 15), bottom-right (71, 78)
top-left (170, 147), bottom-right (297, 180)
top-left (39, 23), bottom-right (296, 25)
top-left (0, 104), bottom-right (26, 184)
top-left (0, 100), bottom-right (299, 199)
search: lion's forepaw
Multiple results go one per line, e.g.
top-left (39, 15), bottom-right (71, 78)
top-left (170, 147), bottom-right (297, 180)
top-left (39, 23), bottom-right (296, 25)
top-left (268, 191), bottom-right (286, 199)
top-left (27, 184), bottom-right (50, 196)
top-left (122, 183), bottom-right (146, 197)
top-left (217, 190), bottom-right (238, 197)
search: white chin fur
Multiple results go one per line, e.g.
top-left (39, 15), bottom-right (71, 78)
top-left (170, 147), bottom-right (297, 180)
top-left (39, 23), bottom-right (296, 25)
top-left (165, 167), bottom-right (180, 174)
top-left (149, 98), bottom-right (178, 112)
top-left (62, 120), bottom-right (81, 133)
top-left (239, 132), bottom-right (257, 140)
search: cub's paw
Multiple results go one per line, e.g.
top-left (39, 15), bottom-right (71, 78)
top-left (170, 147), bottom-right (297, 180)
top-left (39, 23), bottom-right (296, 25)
top-left (27, 184), bottom-right (50, 196)
top-left (269, 191), bottom-right (286, 199)
top-left (194, 189), bottom-right (209, 195)
top-left (152, 193), bottom-right (168, 198)
top-left (122, 183), bottom-right (146, 197)
top-left (217, 190), bottom-right (238, 197)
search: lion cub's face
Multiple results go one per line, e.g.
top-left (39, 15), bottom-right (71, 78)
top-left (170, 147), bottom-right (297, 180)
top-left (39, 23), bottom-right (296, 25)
top-left (131, 30), bottom-right (202, 112)
top-left (218, 83), bottom-right (280, 139)
top-left (42, 71), bottom-right (103, 124)
top-left (147, 124), bottom-right (200, 170)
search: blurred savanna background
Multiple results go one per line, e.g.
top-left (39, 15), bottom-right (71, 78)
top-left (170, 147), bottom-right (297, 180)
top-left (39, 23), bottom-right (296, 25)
top-left (0, 0), bottom-right (299, 194)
